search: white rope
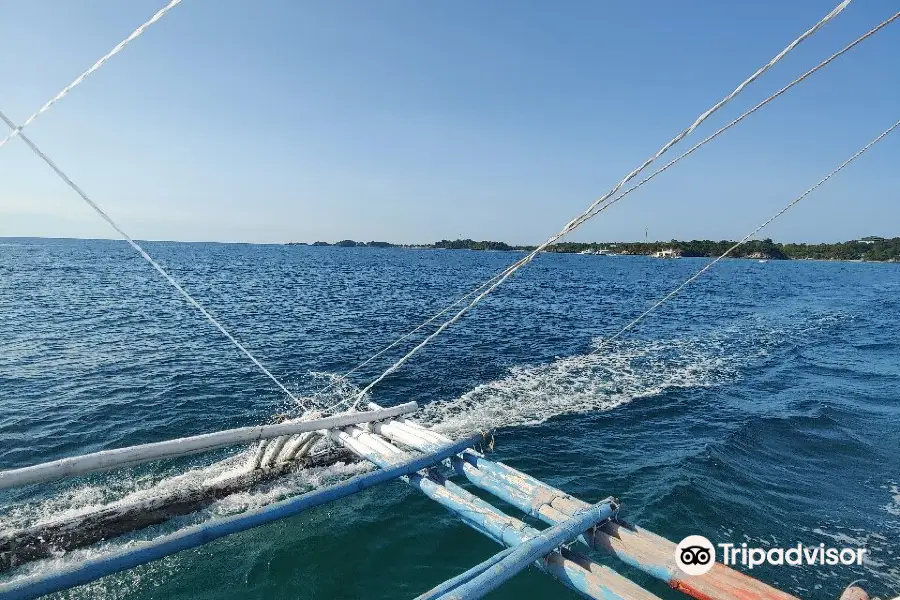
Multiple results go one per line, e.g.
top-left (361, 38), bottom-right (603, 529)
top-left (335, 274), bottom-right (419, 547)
top-left (580, 11), bottom-right (900, 225)
top-left (328, 9), bottom-right (896, 414)
top-left (0, 109), bottom-right (305, 406)
top-left (350, 0), bottom-right (852, 406)
top-left (0, 0), bottom-right (311, 410)
top-left (318, 272), bottom-right (505, 411)
top-left (0, 0), bottom-right (182, 152)
top-left (591, 118), bottom-right (900, 354)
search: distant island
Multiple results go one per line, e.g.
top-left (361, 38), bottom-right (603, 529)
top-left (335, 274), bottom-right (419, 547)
top-left (286, 236), bottom-right (900, 262)
top-left (285, 239), bottom-right (530, 251)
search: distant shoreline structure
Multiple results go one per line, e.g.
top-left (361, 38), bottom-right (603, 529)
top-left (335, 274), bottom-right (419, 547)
top-left (286, 237), bottom-right (900, 262)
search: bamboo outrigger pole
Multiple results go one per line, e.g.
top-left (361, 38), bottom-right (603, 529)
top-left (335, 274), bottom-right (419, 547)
top-left (0, 432), bottom-right (482, 600)
top-left (0, 402), bottom-right (417, 490)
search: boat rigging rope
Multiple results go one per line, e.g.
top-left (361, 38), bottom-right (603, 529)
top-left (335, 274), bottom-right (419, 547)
top-left (0, 0), bottom-right (182, 152)
top-left (590, 118), bottom-right (900, 355)
top-left (0, 110), bottom-right (305, 407)
top-left (316, 272), bottom-right (503, 403)
top-left (579, 11), bottom-right (900, 225)
top-left (0, 0), bottom-right (861, 415)
top-left (348, 0), bottom-right (852, 408)
top-left (327, 9), bottom-right (896, 413)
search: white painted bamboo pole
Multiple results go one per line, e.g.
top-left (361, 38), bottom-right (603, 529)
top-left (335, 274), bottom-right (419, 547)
top-left (261, 435), bottom-right (291, 468)
top-left (376, 423), bottom-right (433, 453)
top-left (0, 402), bottom-right (418, 490)
top-left (367, 421), bottom-right (428, 450)
top-left (344, 426), bottom-right (403, 456)
top-left (366, 402), bottom-right (451, 445)
top-left (389, 421), bottom-right (442, 447)
top-left (278, 432), bottom-right (319, 463)
top-left (397, 419), bottom-right (448, 444)
top-left (248, 439), bottom-right (273, 470)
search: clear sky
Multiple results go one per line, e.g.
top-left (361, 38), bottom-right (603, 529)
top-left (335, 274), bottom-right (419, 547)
top-left (0, 1), bottom-right (897, 244)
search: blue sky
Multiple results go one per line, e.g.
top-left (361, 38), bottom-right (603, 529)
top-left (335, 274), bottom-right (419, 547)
top-left (0, 0), bottom-right (897, 244)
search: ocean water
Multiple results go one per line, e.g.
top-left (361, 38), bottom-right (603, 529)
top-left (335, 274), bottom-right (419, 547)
top-left (1, 237), bottom-right (898, 599)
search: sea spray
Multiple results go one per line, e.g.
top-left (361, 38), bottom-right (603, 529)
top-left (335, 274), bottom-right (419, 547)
top-left (419, 335), bottom-right (737, 436)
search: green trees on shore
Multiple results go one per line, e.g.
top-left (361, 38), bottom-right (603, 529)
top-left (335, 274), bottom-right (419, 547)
top-left (548, 239), bottom-right (787, 259)
top-left (432, 239), bottom-right (531, 251)
top-left (780, 238), bottom-right (900, 261)
top-left (548, 237), bottom-right (900, 261)
top-left (288, 237), bottom-right (900, 262)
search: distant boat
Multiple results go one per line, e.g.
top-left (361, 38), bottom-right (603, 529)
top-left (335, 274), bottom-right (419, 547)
top-left (579, 248), bottom-right (613, 256)
top-left (758, 259), bottom-right (768, 264)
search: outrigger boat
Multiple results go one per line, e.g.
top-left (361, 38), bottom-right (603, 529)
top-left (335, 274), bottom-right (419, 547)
top-left (0, 401), bottom-right (875, 599)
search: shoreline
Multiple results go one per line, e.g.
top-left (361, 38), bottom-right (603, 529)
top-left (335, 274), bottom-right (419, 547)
top-left (285, 237), bottom-right (900, 263)
top-left (4, 236), bottom-right (898, 263)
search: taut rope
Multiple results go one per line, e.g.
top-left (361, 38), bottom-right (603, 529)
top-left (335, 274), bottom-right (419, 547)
top-left (350, 0), bottom-right (853, 407)
top-left (590, 118), bottom-right (900, 354)
top-left (0, 0), bottom-right (182, 151)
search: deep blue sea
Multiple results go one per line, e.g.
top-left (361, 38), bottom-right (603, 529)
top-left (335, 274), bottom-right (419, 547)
top-left (1, 238), bottom-right (898, 599)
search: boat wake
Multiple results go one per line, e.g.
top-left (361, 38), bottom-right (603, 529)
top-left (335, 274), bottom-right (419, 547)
top-left (0, 313), bottom-right (816, 531)
top-left (417, 322), bottom-right (781, 437)
top-left (887, 484), bottom-right (900, 517)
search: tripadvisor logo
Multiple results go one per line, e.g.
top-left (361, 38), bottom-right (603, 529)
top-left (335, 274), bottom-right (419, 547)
top-left (676, 535), bottom-right (716, 575)
top-left (675, 535), bottom-right (868, 575)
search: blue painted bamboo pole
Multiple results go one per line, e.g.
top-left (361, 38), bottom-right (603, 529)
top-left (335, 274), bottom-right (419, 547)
top-left (402, 469), bottom-right (653, 599)
top-left (0, 433), bottom-right (482, 600)
top-left (332, 429), bottom-right (526, 547)
top-left (456, 453), bottom-right (683, 580)
top-left (454, 453), bottom-right (797, 600)
top-left (371, 419), bottom-right (583, 522)
top-left (333, 430), bottom-right (657, 600)
top-left (360, 421), bottom-right (676, 598)
top-left (451, 456), bottom-right (574, 520)
top-left (461, 451), bottom-right (574, 507)
top-left (406, 470), bottom-right (530, 546)
top-left (414, 546), bottom-right (517, 600)
top-left (436, 500), bottom-right (615, 600)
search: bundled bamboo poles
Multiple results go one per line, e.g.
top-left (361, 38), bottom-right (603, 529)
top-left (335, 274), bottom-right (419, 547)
top-left (329, 426), bottom-right (659, 600)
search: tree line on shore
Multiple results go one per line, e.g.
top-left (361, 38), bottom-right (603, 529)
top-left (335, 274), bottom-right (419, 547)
top-left (287, 237), bottom-right (900, 262)
top-left (286, 238), bottom-right (528, 250)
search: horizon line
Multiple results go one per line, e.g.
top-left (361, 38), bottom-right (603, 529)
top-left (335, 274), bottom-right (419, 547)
top-left (1, 234), bottom-right (895, 247)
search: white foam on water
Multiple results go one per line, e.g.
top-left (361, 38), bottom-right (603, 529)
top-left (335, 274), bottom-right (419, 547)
top-left (1, 438), bottom-right (370, 531)
top-left (734, 525), bottom-right (900, 596)
top-left (199, 459), bottom-right (371, 519)
top-left (274, 371), bottom-right (363, 416)
top-left (0, 457), bottom-right (371, 587)
top-left (0, 406), bottom-right (353, 534)
top-left (2, 534), bottom-right (181, 593)
top-left (805, 522), bottom-right (900, 592)
top-left (1, 453), bottom-right (252, 532)
top-left (416, 309), bottom-right (861, 437)
top-left (418, 334), bottom-right (743, 437)
top-left (885, 484), bottom-right (900, 517)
